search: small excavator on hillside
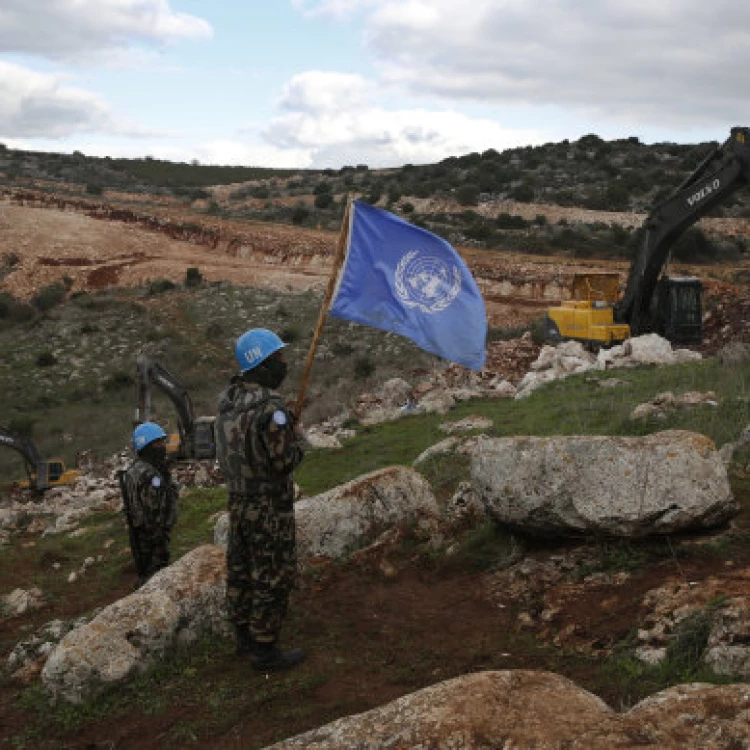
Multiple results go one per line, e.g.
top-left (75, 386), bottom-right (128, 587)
top-left (135, 353), bottom-right (216, 460)
top-left (545, 126), bottom-right (750, 347)
top-left (0, 426), bottom-right (81, 493)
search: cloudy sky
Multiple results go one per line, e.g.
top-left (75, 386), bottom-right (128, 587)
top-left (1, 0), bottom-right (748, 169)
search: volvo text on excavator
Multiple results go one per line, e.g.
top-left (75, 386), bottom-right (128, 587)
top-left (135, 353), bottom-right (216, 460)
top-left (0, 426), bottom-right (81, 493)
top-left (545, 126), bottom-right (750, 347)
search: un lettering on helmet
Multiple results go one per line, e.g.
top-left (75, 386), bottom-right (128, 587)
top-left (245, 345), bottom-right (263, 366)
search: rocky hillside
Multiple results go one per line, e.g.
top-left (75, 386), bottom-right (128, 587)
top-left (1, 142), bottom-right (750, 749)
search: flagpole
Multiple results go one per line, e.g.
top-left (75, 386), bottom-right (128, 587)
top-left (293, 196), bottom-right (353, 421)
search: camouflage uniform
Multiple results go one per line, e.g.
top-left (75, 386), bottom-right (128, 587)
top-left (215, 378), bottom-right (304, 643)
top-left (120, 458), bottom-right (179, 585)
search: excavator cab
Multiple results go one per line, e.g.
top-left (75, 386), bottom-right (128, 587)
top-left (652, 277), bottom-right (703, 344)
top-left (193, 417), bottom-right (216, 460)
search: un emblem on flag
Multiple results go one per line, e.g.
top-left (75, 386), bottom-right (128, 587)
top-left (395, 250), bottom-right (462, 313)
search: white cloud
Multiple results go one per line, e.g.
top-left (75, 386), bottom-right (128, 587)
top-left (355, 0), bottom-right (750, 131)
top-left (278, 71), bottom-right (375, 114)
top-left (263, 71), bottom-right (541, 167)
top-left (0, 62), bottom-right (115, 138)
top-left (0, 0), bottom-right (212, 63)
top-left (291, 0), bottom-right (379, 19)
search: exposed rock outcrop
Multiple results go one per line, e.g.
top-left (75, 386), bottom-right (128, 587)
top-left (266, 670), bottom-right (750, 749)
top-left (293, 466), bottom-right (440, 560)
top-left (471, 430), bottom-right (737, 536)
top-left (41, 545), bottom-right (227, 705)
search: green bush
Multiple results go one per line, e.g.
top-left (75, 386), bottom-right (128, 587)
top-left (278, 325), bottom-right (300, 343)
top-left (456, 184), bottom-right (479, 206)
top-left (103, 371), bottom-right (135, 391)
top-left (314, 192), bottom-right (334, 209)
top-left (36, 351), bottom-right (58, 367)
top-left (31, 282), bottom-right (66, 312)
top-left (7, 416), bottom-right (35, 438)
top-left (291, 206), bottom-right (310, 225)
top-left (495, 213), bottom-right (528, 230)
top-left (185, 267), bottom-right (203, 287)
top-left (331, 341), bottom-right (355, 356)
top-left (148, 279), bottom-right (177, 295)
top-left (354, 355), bottom-right (375, 380)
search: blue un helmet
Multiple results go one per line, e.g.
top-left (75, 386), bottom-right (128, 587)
top-left (133, 422), bottom-right (167, 452)
top-left (234, 328), bottom-right (286, 372)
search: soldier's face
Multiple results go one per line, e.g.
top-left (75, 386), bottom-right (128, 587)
top-left (266, 352), bottom-right (288, 387)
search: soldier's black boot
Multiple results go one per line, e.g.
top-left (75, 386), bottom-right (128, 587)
top-left (251, 641), bottom-right (306, 672)
top-left (234, 625), bottom-right (255, 656)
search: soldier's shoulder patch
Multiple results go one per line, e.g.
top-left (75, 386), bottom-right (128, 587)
top-left (272, 410), bottom-right (287, 426)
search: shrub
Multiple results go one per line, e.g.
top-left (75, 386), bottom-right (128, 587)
top-left (278, 326), bottom-right (300, 343)
top-left (148, 279), bottom-right (177, 295)
top-left (0, 292), bottom-right (17, 319)
top-left (1, 251), bottom-right (19, 268)
top-left (331, 341), bottom-right (354, 356)
top-left (7, 300), bottom-right (35, 323)
top-left (185, 267), bottom-right (203, 287)
top-left (354, 355), bottom-right (375, 380)
top-left (511, 183), bottom-right (535, 202)
top-left (314, 192), bottom-right (334, 209)
top-left (7, 416), bottom-right (34, 438)
top-left (31, 282), bottom-right (66, 312)
top-left (36, 351), bottom-right (57, 367)
top-left (291, 206), bottom-right (310, 225)
top-left (205, 322), bottom-right (223, 339)
top-left (495, 213), bottom-right (528, 230)
top-left (456, 184), bottom-right (479, 206)
top-left (103, 371), bottom-right (135, 391)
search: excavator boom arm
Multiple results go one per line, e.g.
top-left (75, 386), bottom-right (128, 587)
top-left (135, 353), bottom-right (197, 456)
top-left (615, 127), bottom-right (750, 333)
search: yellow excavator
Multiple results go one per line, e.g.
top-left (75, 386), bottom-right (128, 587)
top-left (545, 126), bottom-right (750, 348)
top-left (0, 426), bottom-right (81, 493)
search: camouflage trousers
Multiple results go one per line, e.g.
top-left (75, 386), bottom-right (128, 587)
top-left (127, 522), bottom-right (171, 584)
top-left (226, 488), bottom-right (297, 642)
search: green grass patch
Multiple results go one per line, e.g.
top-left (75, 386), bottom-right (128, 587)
top-left (170, 486), bottom-right (226, 557)
top-left (597, 607), bottom-right (736, 710)
top-left (295, 358), bottom-right (750, 497)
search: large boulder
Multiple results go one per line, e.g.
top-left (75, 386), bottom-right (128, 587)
top-left (41, 545), bottom-right (227, 705)
top-left (266, 669), bottom-right (750, 749)
top-left (471, 430), bottom-right (737, 537)
top-left (294, 466), bottom-right (440, 560)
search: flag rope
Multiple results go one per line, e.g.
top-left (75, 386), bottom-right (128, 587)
top-left (294, 196), bottom-right (352, 421)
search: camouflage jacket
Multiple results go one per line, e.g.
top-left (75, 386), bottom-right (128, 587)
top-left (121, 458), bottom-right (179, 529)
top-left (215, 378), bottom-right (305, 495)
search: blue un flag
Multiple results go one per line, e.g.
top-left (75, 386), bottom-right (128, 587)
top-left (329, 200), bottom-right (487, 370)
